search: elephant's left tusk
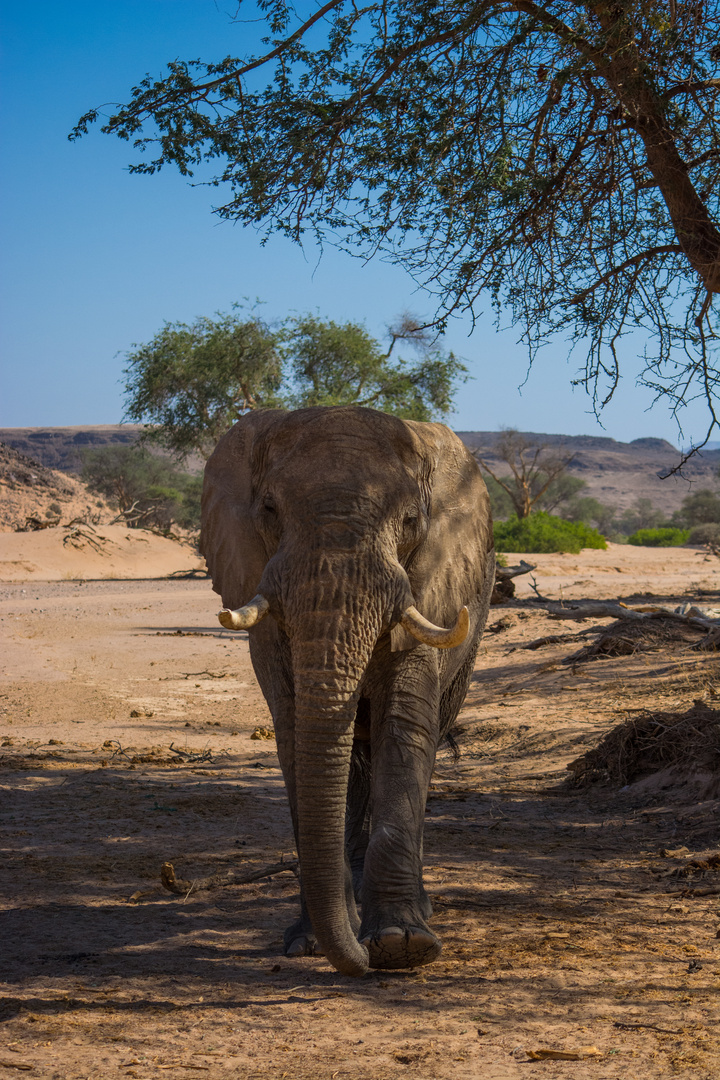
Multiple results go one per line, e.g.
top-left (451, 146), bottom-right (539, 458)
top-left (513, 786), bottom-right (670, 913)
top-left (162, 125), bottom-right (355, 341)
top-left (218, 594), bottom-right (270, 630)
top-left (400, 605), bottom-right (469, 649)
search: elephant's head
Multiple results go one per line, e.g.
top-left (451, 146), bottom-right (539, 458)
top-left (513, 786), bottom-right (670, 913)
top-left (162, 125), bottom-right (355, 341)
top-left (200, 407), bottom-right (492, 975)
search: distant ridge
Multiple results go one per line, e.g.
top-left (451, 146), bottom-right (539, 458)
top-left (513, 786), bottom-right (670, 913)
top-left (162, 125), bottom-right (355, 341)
top-left (0, 425), bottom-right (144, 473)
top-left (457, 430), bottom-right (679, 454)
top-left (458, 430), bottom-right (720, 514)
top-left (1, 424), bottom-right (718, 515)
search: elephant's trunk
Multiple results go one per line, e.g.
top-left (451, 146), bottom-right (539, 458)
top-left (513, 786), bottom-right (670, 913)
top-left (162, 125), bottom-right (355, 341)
top-left (293, 678), bottom-right (370, 976)
top-left (286, 559), bottom-right (389, 977)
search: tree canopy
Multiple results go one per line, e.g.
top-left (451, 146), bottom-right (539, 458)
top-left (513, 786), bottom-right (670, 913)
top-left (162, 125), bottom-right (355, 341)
top-left (122, 309), bottom-right (466, 458)
top-left (73, 1), bottom-right (720, 446)
top-left (122, 311), bottom-right (283, 458)
top-left (282, 313), bottom-right (465, 417)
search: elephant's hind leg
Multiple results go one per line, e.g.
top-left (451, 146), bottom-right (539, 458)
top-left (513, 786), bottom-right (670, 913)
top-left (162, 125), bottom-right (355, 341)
top-left (346, 728), bottom-right (372, 902)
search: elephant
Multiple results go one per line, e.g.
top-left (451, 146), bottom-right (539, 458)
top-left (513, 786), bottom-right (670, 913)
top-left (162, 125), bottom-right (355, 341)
top-left (200, 406), bottom-right (494, 977)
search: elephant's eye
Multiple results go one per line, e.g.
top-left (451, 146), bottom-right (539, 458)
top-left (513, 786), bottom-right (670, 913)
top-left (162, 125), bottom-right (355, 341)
top-left (403, 512), bottom-right (418, 527)
top-left (263, 496), bottom-right (277, 514)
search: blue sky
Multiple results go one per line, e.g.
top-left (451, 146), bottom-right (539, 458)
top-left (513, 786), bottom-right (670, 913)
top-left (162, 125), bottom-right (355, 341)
top-left (0, 0), bottom-right (711, 444)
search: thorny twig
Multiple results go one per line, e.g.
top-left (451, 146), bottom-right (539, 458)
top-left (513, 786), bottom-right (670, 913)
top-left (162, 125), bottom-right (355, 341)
top-left (527, 576), bottom-right (552, 602)
top-left (168, 743), bottom-right (215, 763)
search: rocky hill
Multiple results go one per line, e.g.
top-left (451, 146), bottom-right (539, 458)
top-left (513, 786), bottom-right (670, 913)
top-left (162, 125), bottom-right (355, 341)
top-left (0, 425), bottom-right (145, 474)
top-left (0, 425), bottom-right (204, 476)
top-left (0, 443), bottom-right (115, 532)
top-left (457, 430), bottom-right (720, 516)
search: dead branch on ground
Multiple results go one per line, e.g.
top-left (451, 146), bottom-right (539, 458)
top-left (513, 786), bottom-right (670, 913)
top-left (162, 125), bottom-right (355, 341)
top-left (528, 599), bottom-right (720, 647)
top-left (168, 743), bottom-right (214, 763)
top-left (160, 858), bottom-right (299, 897)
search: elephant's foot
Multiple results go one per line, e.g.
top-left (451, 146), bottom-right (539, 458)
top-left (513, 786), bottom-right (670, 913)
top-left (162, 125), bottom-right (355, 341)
top-left (360, 925), bottom-right (442, 970)
top-left (283, 919), bottom-right (325, 958)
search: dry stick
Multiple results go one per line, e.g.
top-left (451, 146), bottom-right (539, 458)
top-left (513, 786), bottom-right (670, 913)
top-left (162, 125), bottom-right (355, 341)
top-left (613, 1021), bottom-right (683, 1035)
top-left (528, 576), bottom-right (553, 602)
top-left (179, 669), bottom-right (229, 679)
top-left (160, 859), bottom-right (299, 897)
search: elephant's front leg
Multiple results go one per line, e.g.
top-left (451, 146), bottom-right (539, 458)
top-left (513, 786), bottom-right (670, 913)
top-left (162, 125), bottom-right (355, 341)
top-left (272, 703), bottom-right (360, 958)
top-left (360, 656), bottom-right (441, 970)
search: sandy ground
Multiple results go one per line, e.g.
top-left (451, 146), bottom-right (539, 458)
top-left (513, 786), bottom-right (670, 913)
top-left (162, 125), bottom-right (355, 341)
top-left (0, 525), bottom-right (205, 582)
top-left (1, 547), bottom-right (720, 1079)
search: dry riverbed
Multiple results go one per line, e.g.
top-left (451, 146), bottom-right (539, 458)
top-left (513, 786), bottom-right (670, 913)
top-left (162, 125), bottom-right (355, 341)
top-left (1, 547), bottom-right (720, 1079)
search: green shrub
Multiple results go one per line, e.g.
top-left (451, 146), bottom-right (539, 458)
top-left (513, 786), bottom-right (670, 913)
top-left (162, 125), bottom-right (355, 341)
top-left (493, 511), bottom-right (607, 554)
top-left (81, 445), bottom-right (202, 531)
top-left (627, 527), bottom-right (689, 547)
top-left (675, 489), bottom-right (720, 527)
top-left (687, 523), bottom-right (720, 546)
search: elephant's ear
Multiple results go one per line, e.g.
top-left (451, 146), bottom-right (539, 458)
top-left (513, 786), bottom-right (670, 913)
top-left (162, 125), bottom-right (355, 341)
top-left (395, 422), bottom-right (494, 649)
top-left (200, 410), bottom-right (285, 610)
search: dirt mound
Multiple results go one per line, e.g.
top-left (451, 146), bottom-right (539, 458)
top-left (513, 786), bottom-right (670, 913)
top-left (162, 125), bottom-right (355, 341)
top-left (0, 442), bottom-right (115, 532)
top-left (567, 702), bottom-right (720, 796)
top-left (0, 521), bottom-right (205, 580)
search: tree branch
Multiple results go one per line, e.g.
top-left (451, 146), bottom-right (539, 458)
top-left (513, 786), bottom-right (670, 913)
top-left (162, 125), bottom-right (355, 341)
top-left (569, 246), bottom-right (683, 305)
top-left (109, 0), bottom-right (348, 121)
top-left (665, 78), bottom-right (720, 99)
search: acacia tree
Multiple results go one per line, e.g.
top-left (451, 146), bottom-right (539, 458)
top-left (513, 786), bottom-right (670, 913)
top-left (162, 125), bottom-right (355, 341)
top-left (475, 429), bottom-right (575, 518)
top-left (123, 309), bottom-right (465, 457)
top-left (73, 1), bottom-right (720, 448)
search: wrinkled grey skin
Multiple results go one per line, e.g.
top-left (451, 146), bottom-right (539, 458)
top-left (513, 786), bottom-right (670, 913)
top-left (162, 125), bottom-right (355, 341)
top-left (200, 407), bottom-right (494, 977)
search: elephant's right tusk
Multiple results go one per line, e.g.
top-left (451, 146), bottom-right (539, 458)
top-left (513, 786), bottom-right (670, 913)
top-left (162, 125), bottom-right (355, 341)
top-left (218, 594), bottom-right (270, 630)
top-left (400, 605), bottom-right (469, 649)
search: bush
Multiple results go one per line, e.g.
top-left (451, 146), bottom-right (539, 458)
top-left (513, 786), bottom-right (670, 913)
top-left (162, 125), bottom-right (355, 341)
top-left (687, 522), bottom-right (720, 546)
top-left (493, 512), bottom-right (607, 554)
top-left (81, 445), bottom-right (202, 532)
top-left (627, 527), bottom-right (690, 547)
top-left (675, 489), bottom-right (720, 527)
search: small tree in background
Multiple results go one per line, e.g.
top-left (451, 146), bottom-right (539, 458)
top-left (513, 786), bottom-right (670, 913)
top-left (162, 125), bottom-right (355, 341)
top-left (616, 497), bottom-right (668, 536)
top-left (674, 488), bottom-right (720, 527)
top-left (282, 313), bottom-right (466, 420)
top-left (475, 430), bottom-right (574, 520)
top-left (561, 495), bottom-right (619, 536)
top-left (81, 446), bottom-right (202, 532)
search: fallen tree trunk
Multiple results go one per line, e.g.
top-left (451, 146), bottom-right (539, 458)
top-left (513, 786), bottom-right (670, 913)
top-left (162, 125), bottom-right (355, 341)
top-left (492, 560), bottom-right (537, 604)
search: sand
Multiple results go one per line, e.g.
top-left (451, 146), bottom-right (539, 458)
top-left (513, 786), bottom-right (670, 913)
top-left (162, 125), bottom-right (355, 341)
top-left (1, 545), bottom-right (719, 1079)
top-left (0, 524), bottom-right (205, 582)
